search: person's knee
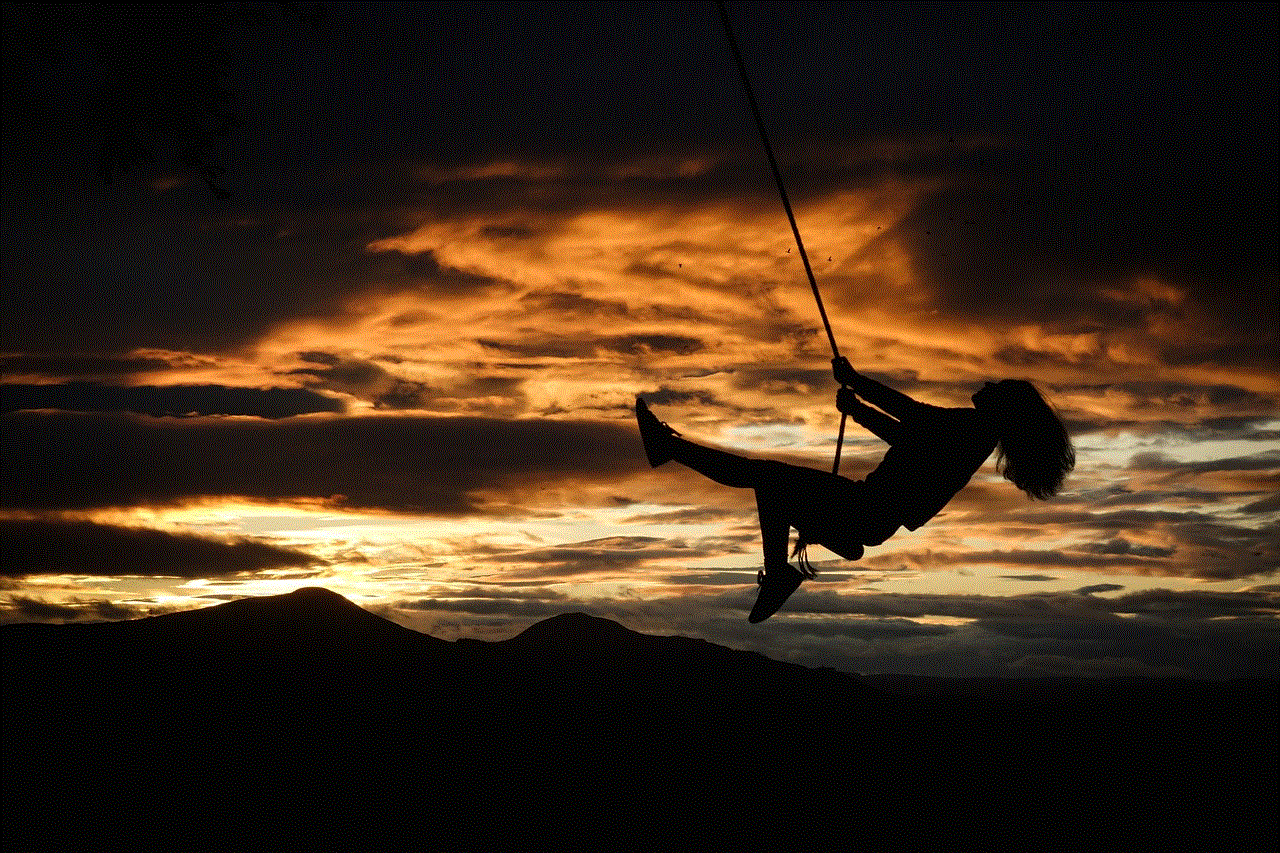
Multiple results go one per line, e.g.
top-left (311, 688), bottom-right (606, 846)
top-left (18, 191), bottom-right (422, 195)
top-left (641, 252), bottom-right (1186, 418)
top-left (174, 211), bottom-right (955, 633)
top-left (753, 458), bottom-right (793, 485)
top-left (825, 539), bottom-right (864, 561)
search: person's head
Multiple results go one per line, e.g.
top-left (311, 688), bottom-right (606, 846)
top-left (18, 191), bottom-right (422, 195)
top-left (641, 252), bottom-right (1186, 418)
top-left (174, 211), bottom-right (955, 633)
top-left (973, 380), bottom-right (1075, 500)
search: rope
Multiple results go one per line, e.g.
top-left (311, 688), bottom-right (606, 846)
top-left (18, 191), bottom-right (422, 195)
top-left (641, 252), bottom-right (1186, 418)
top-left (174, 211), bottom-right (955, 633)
top-left (714, 0), bottom-right (849, 474)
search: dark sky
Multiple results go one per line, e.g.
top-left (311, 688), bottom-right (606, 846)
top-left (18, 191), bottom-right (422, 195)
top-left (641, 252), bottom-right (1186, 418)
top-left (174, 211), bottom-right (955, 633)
top-left (5, 2), bottom-right (1275, 355)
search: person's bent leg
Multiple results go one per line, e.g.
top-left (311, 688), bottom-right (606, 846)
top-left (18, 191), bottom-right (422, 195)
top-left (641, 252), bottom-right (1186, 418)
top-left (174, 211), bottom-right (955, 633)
top-left (749, 484), bottom-right (806, 623)
top-left (755, 487), bottom-right (791, 571)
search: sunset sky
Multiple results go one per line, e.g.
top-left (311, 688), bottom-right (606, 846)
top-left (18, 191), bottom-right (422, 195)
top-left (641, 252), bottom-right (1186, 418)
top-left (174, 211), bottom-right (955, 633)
top-left (3, 2), bottom-right (1276, 678)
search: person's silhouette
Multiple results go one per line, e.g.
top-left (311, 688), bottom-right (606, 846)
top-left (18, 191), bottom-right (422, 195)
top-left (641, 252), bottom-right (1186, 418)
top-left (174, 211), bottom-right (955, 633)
top-left (637, 357), bottom-right (1074, 622)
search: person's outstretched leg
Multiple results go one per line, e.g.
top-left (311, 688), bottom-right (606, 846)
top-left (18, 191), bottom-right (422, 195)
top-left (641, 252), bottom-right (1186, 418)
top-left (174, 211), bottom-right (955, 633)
top-left (638, 398), bottom-right (765, 487)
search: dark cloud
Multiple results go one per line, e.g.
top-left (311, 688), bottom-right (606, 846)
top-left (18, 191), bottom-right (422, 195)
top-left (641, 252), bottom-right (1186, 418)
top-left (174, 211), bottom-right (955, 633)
top-left (1063, 390), bottom-right (1280, 442)
top-left (484, 536), bottom-right (713, 577)
top-left (1077, 584), bottom-right (1125, 595)
top-left (661, 571), bottom-right (758, 587)
top-left (4, 596), bottom-right (82, 621)
top-left (990, 508), bottom-right (1280, 579)
top-left (1240, 493), bottom-right (1280, 514)
top-left (288, 357), bottom-right (430, 409)
top-left (1189, 421), bottom-right (1280, 443)
top-left (1008, 655), bottom-right (1193, 679)
top-left (829, 3), bottom-right (1276, 370)
top-left (4, 6), bottom-right (522, 357)
top-left (866, 547), bottom-right (1175, 571)
top-left (782, 617), bottom-right (956, 640)
top-left (287, 355), bottom-right (527, 414)
top-left (1128, 450), bottom-right (1280, 474)
top-left (744, 365), bottom-right (977, 409)
top-left (395, 597), bottom-right (571, 618)
top-left (0, 354), bottom-right (177, 380)
top-left (1111, 382), bottom-right (1278, 412)
top-left (991, 347), bottom-right (1080, 371)
top-left (1076, 539), bottom-right (1174, 559)
top-left (753, 588), bottom-right (1278, 678)
top-left (999, 575), bottom-right (1059, 582)
top-left (1111, 588), bottom-right (1279, 618)
top-left (297, 351), bottom-right (342, 366)
top-left (620, 506), bottom-right (746, 525)
top-left (3, 176), bottom-right (514, 354)
top-left (477, 333), bottom-right (704, 360)
top-left (731, 368), bottom-right (833, 397)
top-left (880, 107), bottom-right (1275, 372)
top-left (1070, 417), bottom-right (1280, 442)
top-left (401, 586), bottom-right (569, 604)
top-left (480, 224), bottom-right (535, 240)
top-left (1094, 488), bottom-right (1259, 509)
top-left (0, 519), bottom-right (320, 578)
top-left (361, 248), bottom-right (515, 297)
top-left (1011, 509), bottom-right (1213, 529)
top-left (639, 387), bottom-right (721, 408)
top-left (408, 157), bottom-right (789, 233)
top-left (518, 289), bottom-right (629, 319)
top-left (1, 383), bottom-right (344, 418)
top-left (89, 598), bottom-right (148, 620)
top-left (777, 587), bottom-right (1280, 622)
top-left (1, 595), bottom-right (167, 625)
top-left (890, 176), bottom-right (1276, 362)
top-left (1, 410), bottom-right (646, 515)
top-left (3, 3), bottom-right (326, 188)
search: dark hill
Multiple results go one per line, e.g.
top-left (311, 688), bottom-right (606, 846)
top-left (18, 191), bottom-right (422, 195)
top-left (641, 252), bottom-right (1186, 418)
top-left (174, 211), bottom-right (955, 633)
top-left (3, 590), bottom-right (861, 709)
top-left (504, 609), bottom-right (642, 643)
top-left (3, 585), bottom-right (440, 654)
top-left (3, 589), bottom-right (1275, 849)
top-left (483, 609), bottom-right (865, 711)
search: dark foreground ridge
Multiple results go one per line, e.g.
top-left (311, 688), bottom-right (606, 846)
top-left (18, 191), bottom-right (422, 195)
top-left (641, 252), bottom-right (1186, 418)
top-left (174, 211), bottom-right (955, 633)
top-left (4, 588), bottom-right (1276, 848)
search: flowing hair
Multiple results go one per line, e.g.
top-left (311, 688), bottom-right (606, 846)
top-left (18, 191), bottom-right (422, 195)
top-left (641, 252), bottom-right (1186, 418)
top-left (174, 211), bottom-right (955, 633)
top-left (991, 380), bottom-right (1075, 500)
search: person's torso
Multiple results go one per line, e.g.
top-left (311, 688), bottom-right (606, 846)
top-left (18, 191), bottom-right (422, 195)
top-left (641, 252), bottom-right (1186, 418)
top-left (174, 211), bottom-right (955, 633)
top-left (864, 405), bottom-right (998, 530)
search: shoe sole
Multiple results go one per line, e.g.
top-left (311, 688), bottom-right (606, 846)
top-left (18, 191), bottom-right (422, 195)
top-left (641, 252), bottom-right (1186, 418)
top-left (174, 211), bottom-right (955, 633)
top-left (749, 571), bottom-right (804, 623)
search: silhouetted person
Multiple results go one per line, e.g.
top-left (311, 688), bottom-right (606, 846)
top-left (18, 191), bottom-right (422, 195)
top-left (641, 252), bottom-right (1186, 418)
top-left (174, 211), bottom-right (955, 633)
top-left (637, 356), bottom-right (1075, 622)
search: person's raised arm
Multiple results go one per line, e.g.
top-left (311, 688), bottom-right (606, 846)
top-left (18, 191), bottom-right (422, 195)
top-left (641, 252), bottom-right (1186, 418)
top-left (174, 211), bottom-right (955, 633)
top-left (832, 357), bottom-right (923, 421)
top-left (837, 387), bottom-right (904, 445)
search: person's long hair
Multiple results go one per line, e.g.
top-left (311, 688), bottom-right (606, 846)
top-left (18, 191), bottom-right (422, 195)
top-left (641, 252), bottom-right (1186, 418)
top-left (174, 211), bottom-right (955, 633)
top-left (991, 380), bottom-right (1075, 500)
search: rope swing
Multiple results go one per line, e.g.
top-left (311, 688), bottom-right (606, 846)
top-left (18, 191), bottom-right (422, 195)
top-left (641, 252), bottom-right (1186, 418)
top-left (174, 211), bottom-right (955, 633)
top-left (715, 0), bottom-right (850, 475)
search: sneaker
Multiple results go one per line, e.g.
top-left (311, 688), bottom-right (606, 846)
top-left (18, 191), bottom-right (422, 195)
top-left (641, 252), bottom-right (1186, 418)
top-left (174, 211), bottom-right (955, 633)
top-left (635, 398), bottom-right (680, 467)
top-left (748, 565), bottom-right (805, 623)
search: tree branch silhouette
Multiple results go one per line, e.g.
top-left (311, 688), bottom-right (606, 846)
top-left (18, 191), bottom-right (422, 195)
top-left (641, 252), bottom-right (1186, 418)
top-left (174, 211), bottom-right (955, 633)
top-left (5, 2), bottom-right (326, 199)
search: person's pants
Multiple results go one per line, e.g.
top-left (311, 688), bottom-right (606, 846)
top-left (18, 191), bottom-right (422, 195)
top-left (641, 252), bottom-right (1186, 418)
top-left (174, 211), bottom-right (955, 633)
top-left (667, 437), bottom-right (894, 568)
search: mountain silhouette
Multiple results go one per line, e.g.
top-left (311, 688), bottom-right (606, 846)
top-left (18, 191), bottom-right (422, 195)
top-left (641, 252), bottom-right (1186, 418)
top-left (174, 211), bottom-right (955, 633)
top-left (4, 589), bottom-right (860, 708)
top-left (3, 585), bottom-right (436, 650)
top-left (480, 610), bottom-right (864, 709)
top-left (500, 609), bottom-right (652, 646)
top-left (3, 588), bottom-right (1275, 849)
